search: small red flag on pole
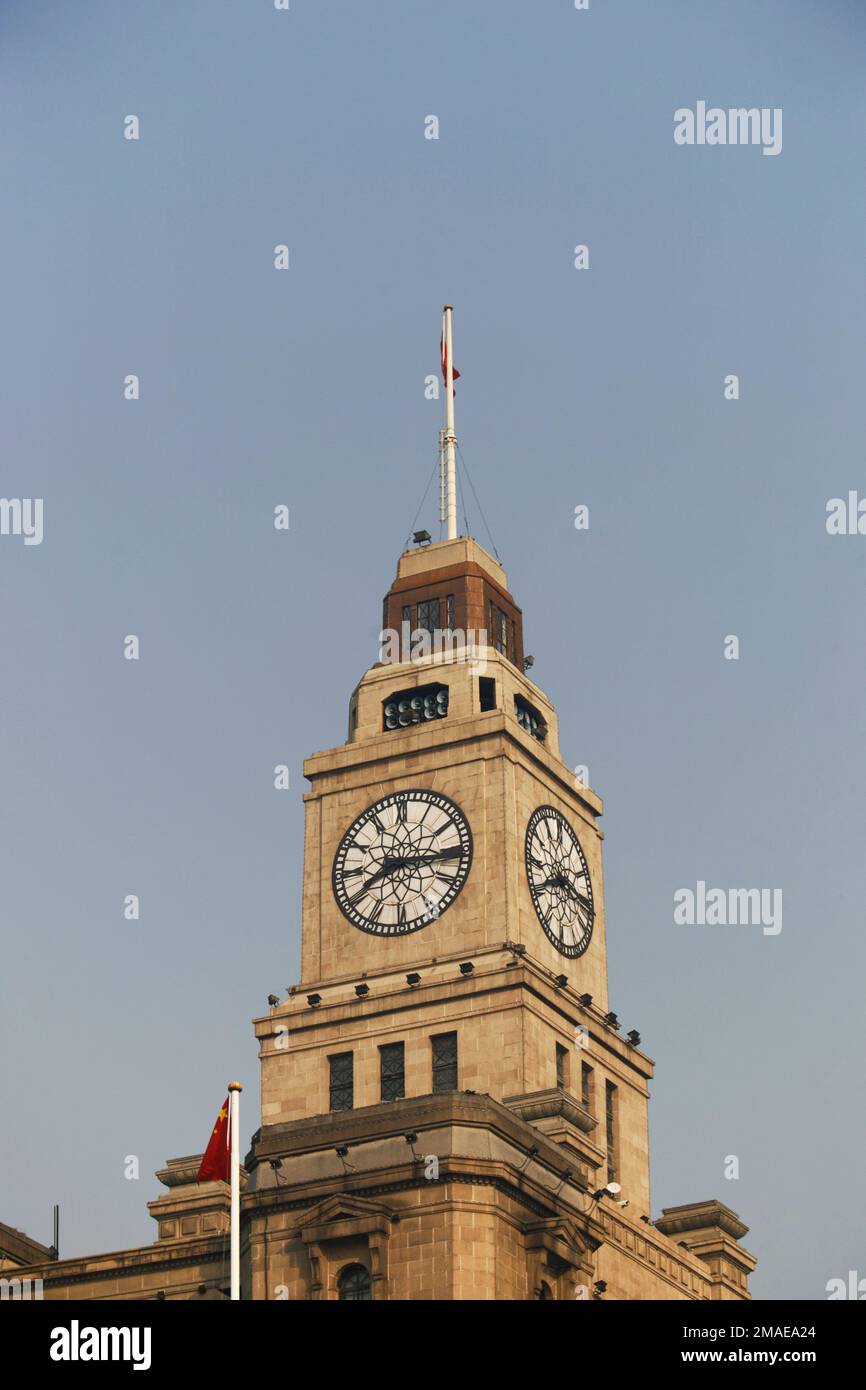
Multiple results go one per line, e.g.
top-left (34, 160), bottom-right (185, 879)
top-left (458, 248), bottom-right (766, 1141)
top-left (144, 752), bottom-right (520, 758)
top-left (440, 325), bottom-right (460, 393)
top-left (196, 1096), bottom-right (230, 1183)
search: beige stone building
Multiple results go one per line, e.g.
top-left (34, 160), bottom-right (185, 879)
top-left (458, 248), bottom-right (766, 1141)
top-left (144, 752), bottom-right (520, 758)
top-left (6, 535), bottom-right (755, 1301)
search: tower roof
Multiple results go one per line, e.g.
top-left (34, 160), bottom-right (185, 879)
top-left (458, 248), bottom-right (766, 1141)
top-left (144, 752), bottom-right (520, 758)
top-left (383, 536), bottom-right (524, 672)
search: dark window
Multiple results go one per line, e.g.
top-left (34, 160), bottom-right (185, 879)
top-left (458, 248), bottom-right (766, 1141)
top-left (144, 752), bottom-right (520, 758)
top-left (446, 594), bottom-right (455, 630)
top-left (401, 604), bottom-right (412, 627)
top-left (581, 1061), bottom-right (593, 1112)
top-left (515, 694), bottom-right (547, 743)
top-left (432, 1032), bottom-right (458, 1092)
top-left (490, 603), bottom-right (508, 656)
top-left (329, 1053), bottom-right (353, 1112)
top-left (556, 1043), bottom-right (569, 1090)
top-left (605, 1080), bottom-right (617, 1184)
top-left (479, 676), bottom-right (496, 712)
top-left (380, 1042), bottom-right (405, 1101)
top-left (338, 1264), bottom-right (371, 1301)
top-left (383, 682), bottom-right (449, 731)
top-left (417, 598), bottom-right (441, 635)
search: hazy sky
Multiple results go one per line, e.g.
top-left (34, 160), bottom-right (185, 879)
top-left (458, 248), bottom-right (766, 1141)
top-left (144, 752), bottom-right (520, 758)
top-left (2, 0), bottom-right (864, 1300)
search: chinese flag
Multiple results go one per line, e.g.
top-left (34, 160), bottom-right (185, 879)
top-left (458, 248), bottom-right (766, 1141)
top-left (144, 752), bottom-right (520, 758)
top-left (440, 331), bottom-right (460, 392)
top-left (196, 1096), bottom-right (230, 1182)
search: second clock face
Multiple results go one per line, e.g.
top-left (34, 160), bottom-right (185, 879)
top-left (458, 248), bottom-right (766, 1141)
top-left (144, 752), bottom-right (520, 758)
top-left (332, 789), bottom-right (473, 936)
top-left (525, 805), bottom-right (594, 957)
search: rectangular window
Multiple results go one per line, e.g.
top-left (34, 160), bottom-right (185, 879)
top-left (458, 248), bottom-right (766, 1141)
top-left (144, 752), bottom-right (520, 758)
top-left (417, 598), bottom-right (441, 635)
top-left (329, 1053), bottom-right (353, 1112)
top-left (479, 676), bottom-right (496, 712)
top-left (490, 603), bottom-right (508, 656)
top-left (581, 1061), bottom-right (594, 1112)
top-left (556, 1043), bottom-right (569, 1090)
top-left (431, 1032), bottom-right (458, 1093)
top-left (515, 694), bottom-right (547, 743)
top-left (446, 594), bottom-right (455, 630)
top-left (605, 1080), bottom-right (618, 1184)
top-left (379, 1042), bottom-right (405, 1102)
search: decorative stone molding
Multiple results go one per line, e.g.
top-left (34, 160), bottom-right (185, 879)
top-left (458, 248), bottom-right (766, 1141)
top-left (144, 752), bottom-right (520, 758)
top-left (296, 1193), bottom-right (396, 1300)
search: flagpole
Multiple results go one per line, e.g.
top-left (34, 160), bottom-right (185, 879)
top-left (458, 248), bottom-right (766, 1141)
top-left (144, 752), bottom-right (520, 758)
top-left (443, 304), bottom-right (457, 540)
top-left (228, 1081), bottom-right (242, 1300)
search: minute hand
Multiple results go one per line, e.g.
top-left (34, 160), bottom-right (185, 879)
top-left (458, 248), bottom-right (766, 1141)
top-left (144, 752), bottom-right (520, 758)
top-left (542, 875), bottom-right (592, 909)
top-left (402, 847), bottom-right (464, 868)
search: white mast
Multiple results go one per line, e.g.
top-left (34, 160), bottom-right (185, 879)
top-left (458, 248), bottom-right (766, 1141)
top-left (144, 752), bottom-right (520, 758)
top-left (228, 1080), bottom-right (242, 1300)
top-left (443, 304), bottom-right (458, 540)
top-left (438, 428), bottom-right (447, 529)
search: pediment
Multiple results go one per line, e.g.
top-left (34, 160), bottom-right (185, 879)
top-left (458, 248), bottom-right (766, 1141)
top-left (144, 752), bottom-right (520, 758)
top-left (300, 1192), bottom-right (395, 1231)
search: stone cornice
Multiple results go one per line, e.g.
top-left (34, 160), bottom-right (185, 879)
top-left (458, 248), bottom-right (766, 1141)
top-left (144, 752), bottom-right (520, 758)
top-left (504, 1088), bottom-right (598, 1134)
top-left (655, 1200), bottom-right (749, 1242)
top-left (302, 713), bottom-right (603, 818)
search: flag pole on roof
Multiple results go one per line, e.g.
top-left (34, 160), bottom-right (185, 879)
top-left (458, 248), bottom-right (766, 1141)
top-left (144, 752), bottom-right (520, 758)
top-left (440, 305), bottom-right (459, 540)
top-left (196, 1086), bottom-right (243, 1299)
top-left (228, 1082), bottom-right (242, 1300)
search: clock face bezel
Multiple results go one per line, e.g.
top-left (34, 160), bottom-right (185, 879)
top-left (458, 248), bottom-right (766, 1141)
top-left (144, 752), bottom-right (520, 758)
top-left (524, 805), bottom-right (594, 958)
top-left (332, 788), bottom-right (473, 937)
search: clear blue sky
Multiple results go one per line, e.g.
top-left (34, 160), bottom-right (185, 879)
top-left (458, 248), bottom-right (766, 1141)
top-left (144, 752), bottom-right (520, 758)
top-left (1, 0), bottom-right (864, 1300)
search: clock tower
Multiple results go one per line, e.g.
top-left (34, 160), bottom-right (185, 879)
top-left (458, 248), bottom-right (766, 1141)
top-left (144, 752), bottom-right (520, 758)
top-left (242, 311), bottom-right (756, 1301)
top-left (6, 310), bottom-right (757, 1304)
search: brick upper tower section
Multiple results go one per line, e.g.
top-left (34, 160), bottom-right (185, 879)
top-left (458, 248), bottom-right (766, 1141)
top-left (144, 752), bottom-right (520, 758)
top-left (382, 536), bottom-right (525, 671)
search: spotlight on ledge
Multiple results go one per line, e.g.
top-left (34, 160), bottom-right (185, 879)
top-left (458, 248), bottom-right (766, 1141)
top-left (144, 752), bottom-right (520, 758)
top-left (459, 961), bottom-right (474, 976)
top-left (404, 1132), bottom-right (418, 1146)
top-left (412, 530), bottom-right (432, 546)
top-left (355, 983), bottom-right (370, 998)
top-left (511, 943), bottom-right (527, 957)
top-left (626, 1028), bottom-right (641, 1046)
top-left (335, 1146), bottom-right (349, 1159)
top-left (604, 1011), bottom-right (620, 1029)
top-left (306, 993), bottom-right (322, 1007)
top-left (555, 973), bottom-right (568, 988)
top-left (640, 1214), bottom-right (652, 1224)
top-left (406, 972), bottom-right (421, 987)
top-left (268, 1159), bottom-right (283, 1171)
top-left (523, 655), bottom-right (535, 671)
top-left (591, 1182), bottom-right (622, 1201)
top-left (578, 992), bottom-right (593, 1007)
top-left (593, 1280), bottom-right (607, 1298)
top-left (267, 994), bottom-right (280, 1008)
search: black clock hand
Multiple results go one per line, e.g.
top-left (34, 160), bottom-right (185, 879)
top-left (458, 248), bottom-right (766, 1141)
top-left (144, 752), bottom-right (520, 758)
top-left (359, 857), bottom-right (404, 892)
top-left (401, 846), bottom-right (464, 868)
top-left (540, 874), bottom-right (591, 910)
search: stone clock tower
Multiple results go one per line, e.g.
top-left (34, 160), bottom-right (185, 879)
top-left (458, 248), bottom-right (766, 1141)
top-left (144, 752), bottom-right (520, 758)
top-left (6, 315), bottom-right (756, 1302)
top-left (242, 532), bottom-right (757, 1302)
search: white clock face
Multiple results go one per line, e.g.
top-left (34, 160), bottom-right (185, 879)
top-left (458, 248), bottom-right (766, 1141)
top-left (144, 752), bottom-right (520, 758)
top-left (332, 789), bottom-right (473, 936)
top-left (525, 806), bottom-right (594, 958)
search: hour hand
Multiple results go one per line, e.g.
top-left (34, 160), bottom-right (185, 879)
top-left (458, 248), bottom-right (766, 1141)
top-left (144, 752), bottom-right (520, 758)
top-left (360, 857), bottom-right (403, 891)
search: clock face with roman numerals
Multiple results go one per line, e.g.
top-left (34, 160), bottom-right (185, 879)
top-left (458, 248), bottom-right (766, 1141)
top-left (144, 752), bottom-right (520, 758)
top-left (332, 789), bottom-right (473, 936)
top-left (525, 806), bottom-right (594, 957)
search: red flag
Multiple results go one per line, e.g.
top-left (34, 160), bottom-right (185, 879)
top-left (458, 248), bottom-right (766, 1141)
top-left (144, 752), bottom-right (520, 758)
top-left (196, 1096), bottom-right (230, 1182)
top-left (440, 332), bottom-right (460, 392)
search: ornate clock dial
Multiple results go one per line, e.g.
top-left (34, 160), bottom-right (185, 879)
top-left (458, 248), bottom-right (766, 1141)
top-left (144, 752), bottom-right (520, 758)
top-left (525, 805), bottom-right (594, 957)
top-left (332, 789), bottom-right (473, 936)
